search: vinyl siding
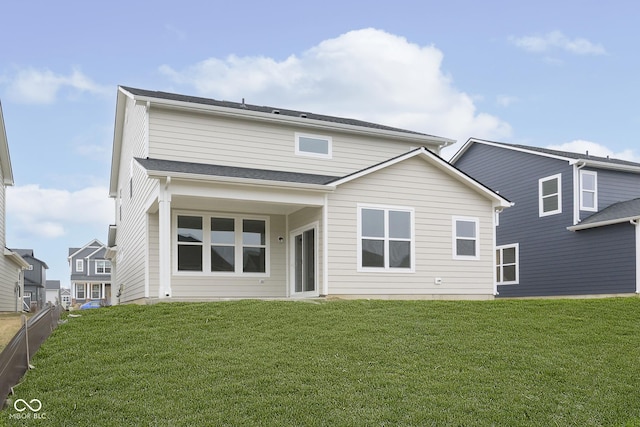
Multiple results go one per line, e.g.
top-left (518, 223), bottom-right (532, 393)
top-left (326, 156), bottom-right (496, 296)
top-left (114, 97), bottom-right (154, 303)
top-left (147, 108), bottom-right (419, 177)
top-left (455, 143), bottom-right (637, 297)
top-left (584, 168), bottom-right (640, 219)
top-left (170, 214), bottom-right (287, 298)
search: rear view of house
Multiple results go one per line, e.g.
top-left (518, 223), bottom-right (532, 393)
top-left (68, 239), bottom-right (112, 306)
top-left (107, 87), bottom-right (510, 303)
top-left (452, 138), bottom-right (640, 297)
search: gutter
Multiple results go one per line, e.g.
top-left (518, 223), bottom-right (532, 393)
top-left (568, 216), bottom-right (640, 231)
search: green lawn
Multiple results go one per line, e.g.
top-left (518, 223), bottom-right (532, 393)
top-left (3, 298), bottom-right (640, 426)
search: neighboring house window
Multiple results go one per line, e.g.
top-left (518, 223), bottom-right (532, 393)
top-left (96, 260), bottom-right (111, 274)
top-left (177, 213), bottom-right (269, 274)
top-left (358, 205), bottom-right (414, 271)
top-left (580, 170), bottom-right (598, 211)
top-left (76, 259), bottom-right (83, 272)
top-left (496, 244), bottom-right (519, 285)
top-left (539, 174), bottom-right (562, 216)
top-left (295, 133), bottom-right (332, 159)
top-left (76, 284), bottom-right (86, 299)
top-left (453, 217), bottom-right (479, 260)
top-left (177, 215), bottom-right (204, 271)
top-left (91, 284), bottom-right (101, 299)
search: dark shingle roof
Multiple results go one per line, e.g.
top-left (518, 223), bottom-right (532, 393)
top-left (136, 157), bottom-right (340, 186)
top-left (483, 139), bottom-right (640, 168)
top-left (120, 86), bottom-right (435, 137)
top-left (577, 198), bottom-right (640, 228)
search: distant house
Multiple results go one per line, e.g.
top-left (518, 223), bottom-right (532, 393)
top-left (107, 86), bottom-right (510, 303)
top-left (60, 287), bottom-right (71, 310)
top-left (0, 100), bottom-right (30, 312)
top-left (68, 239), bottom-right (112, 305)
top-left (452, 138), bottom-right (640, 297)
top-left (12, 249), bottom-right (48, 312)
top-left (46, 280), bottom-right (61, 306)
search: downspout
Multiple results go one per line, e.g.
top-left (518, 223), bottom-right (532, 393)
top-left (573, 161), bottom-right (586, 225)
top-left (492, 206), bottom-right (503, 296)
top-left (632, 219), bottom-right (640, 293)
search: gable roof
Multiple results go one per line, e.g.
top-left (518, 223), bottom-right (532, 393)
top-left (46, 280), bottom-right (61, 290)
top-left (12, 249), bottom-right (49, 269)
top-left (452, 138), bottom-right (640, 173)
top-left (110, 86), bottom-right (456, 196)
top-left (0, 101), bottom-right (14, 186)
top-left (330, 147), bottom-right (513, 208)
top-left (136, 157), bottom-right (339, 187)
top-left (568, 198), bottom-right (640, 231)
top-left (68, 239), bottom-right (106, 259)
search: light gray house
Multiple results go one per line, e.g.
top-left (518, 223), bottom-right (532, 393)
top-left (12, 249), bottom-right (48, 312)
top-left (107, 86), bottom-right (511, 303)
top-left (452, 138), bottom-right (640, 297)
top-left (68, 239), bottom-right (112, 306)
top-left (46, 280), bottom-right (61, 306)
top-left (0, 101), bottom-right (30, 312)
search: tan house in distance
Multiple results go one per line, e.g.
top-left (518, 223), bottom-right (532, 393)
top-left (107, 86), bottom-right (510, 303)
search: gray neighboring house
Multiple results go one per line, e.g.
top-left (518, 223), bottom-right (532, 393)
top-left (46, 280), bottom-right (61, 306)
top-left (13, 249), bottom-right (48, 311)
top-left (68, 239), bottom-right (112, 305)
top-left (452, 138), bottom-right (640, 297)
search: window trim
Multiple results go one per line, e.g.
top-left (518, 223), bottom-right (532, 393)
top-left (452, 216), bottom-right (480, 260)
top-left (579, 170), bottom-right (598, 212)
top-left (357, 204), bottom-right (415, 273)
top-left (295, 132), bottom-right (332, 159)
top-left (539, 173), bottom-right (562, 217)
top-left (76, 284), bottom-right (86, 299)
top-left (496, 243), bottom-right (519, 285)
top-left (91, 283), bottom-right (101, 299)
top-left (95, 260), bottom-right (111, 275)
top-left (173, 211), bottom-right (270, 277)
top-left (76, 259), bottom-right (83, 272)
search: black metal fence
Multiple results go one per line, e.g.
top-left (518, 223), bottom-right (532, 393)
top-left (0, 304), bottom-right (61, 408)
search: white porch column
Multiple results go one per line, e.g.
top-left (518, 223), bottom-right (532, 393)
top-left (158, 178), bottom-right (172, 298)
top-left (322, 194), bottom-right (329, 296)
top-left (635, 220), bottom-right (640, 294)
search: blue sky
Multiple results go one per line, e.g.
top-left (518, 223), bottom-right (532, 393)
top-left (2, 0), bottom-right (639, 288)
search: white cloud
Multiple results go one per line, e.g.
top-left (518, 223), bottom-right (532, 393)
top-left (496, 95), bottom-right (518, 107)
top-left (546, 140), bottom-right (640, 163)
top-left (7, 185), bottom-right (114, 239)
top-left (509, 31), bottom-right (606, 55)
top-left (5, 67), bottom-right (110, 104)
top-left (159, 28), bottom-right (512, 151)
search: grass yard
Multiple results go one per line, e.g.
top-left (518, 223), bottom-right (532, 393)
top-left (2, 298), bottom-right (640, 426)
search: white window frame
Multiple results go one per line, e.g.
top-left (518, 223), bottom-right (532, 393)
top-left (91, 283), bottom-right (101, 299)
top-left (452, 216), bottom-right (480, 260)
top-left (579, 170), bottom-right (598, 212)
top-left (357, 204), bottom-right (415, 273)
top-left (76, 284), bottom-right (86, 299)
top-left (173, 211), bottom-right (270, 277)
top-left (496, 243), bottom-right (519, 285)
top-left (539, 173), bottom-right (562, 217)
top-left (76, 259), bottom-right (83, 272)
top-left (295, 132), bottom-right (332, 159)
top-left (95, 260), bottom-right (111, 274)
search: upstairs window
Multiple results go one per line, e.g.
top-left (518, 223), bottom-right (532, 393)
top-left (295, 133), bottom-right (332, 159)
top-left (76, 259), bottom-right (83, 272)
top-left (580, 170), bottom-right (598, 211)
top-left (539, 174), bottom-right (562, 217)
top-left (96, 260), bottom-right (112, 274)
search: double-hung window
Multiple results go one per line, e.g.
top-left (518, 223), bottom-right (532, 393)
top-left (496, 244), bottom-right (519, 285)
top-left (177, 213), bottom-right (268, 275)
top-left (453, 217), bottom-right (479, 259)
top-left (539, 174), bottom-right (562, 216)
top-left (580, 170), bottom-right (597, 211)
top-left (76, 284), bottom-right (86, 299)
top-left (96, 260), bottom-right (111, 274)
top-left (358, 205), bottom-right (414, 271)
top-left (91, 284), bottom-right (101, 299)
top-left (76, 259), bottom-right (83, 272)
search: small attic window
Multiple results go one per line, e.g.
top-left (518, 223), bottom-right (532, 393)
top-left (295, 132), bottom-right (332, 159)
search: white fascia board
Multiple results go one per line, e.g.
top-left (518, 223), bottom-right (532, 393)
top-left (455, 138), bottom-right (573, 163)
top-left (131, 93), bottom-right (454, 149)
top-left (145, 170), bottom-right (336, 193)
top-left (567, 215), bottom-right (640, 231)
top-left (570, 158), bottom-right (640, 174)
top-left (0, 102), bottom-right (15, 186)
top-left (333, 147), bottom-right (512, 208)
top-left (67, 239), bottom-right (106, 260)
top-left (109, 88), bottom-right (131, 197)
top-left (4, 248), bottom-right (30, 269)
